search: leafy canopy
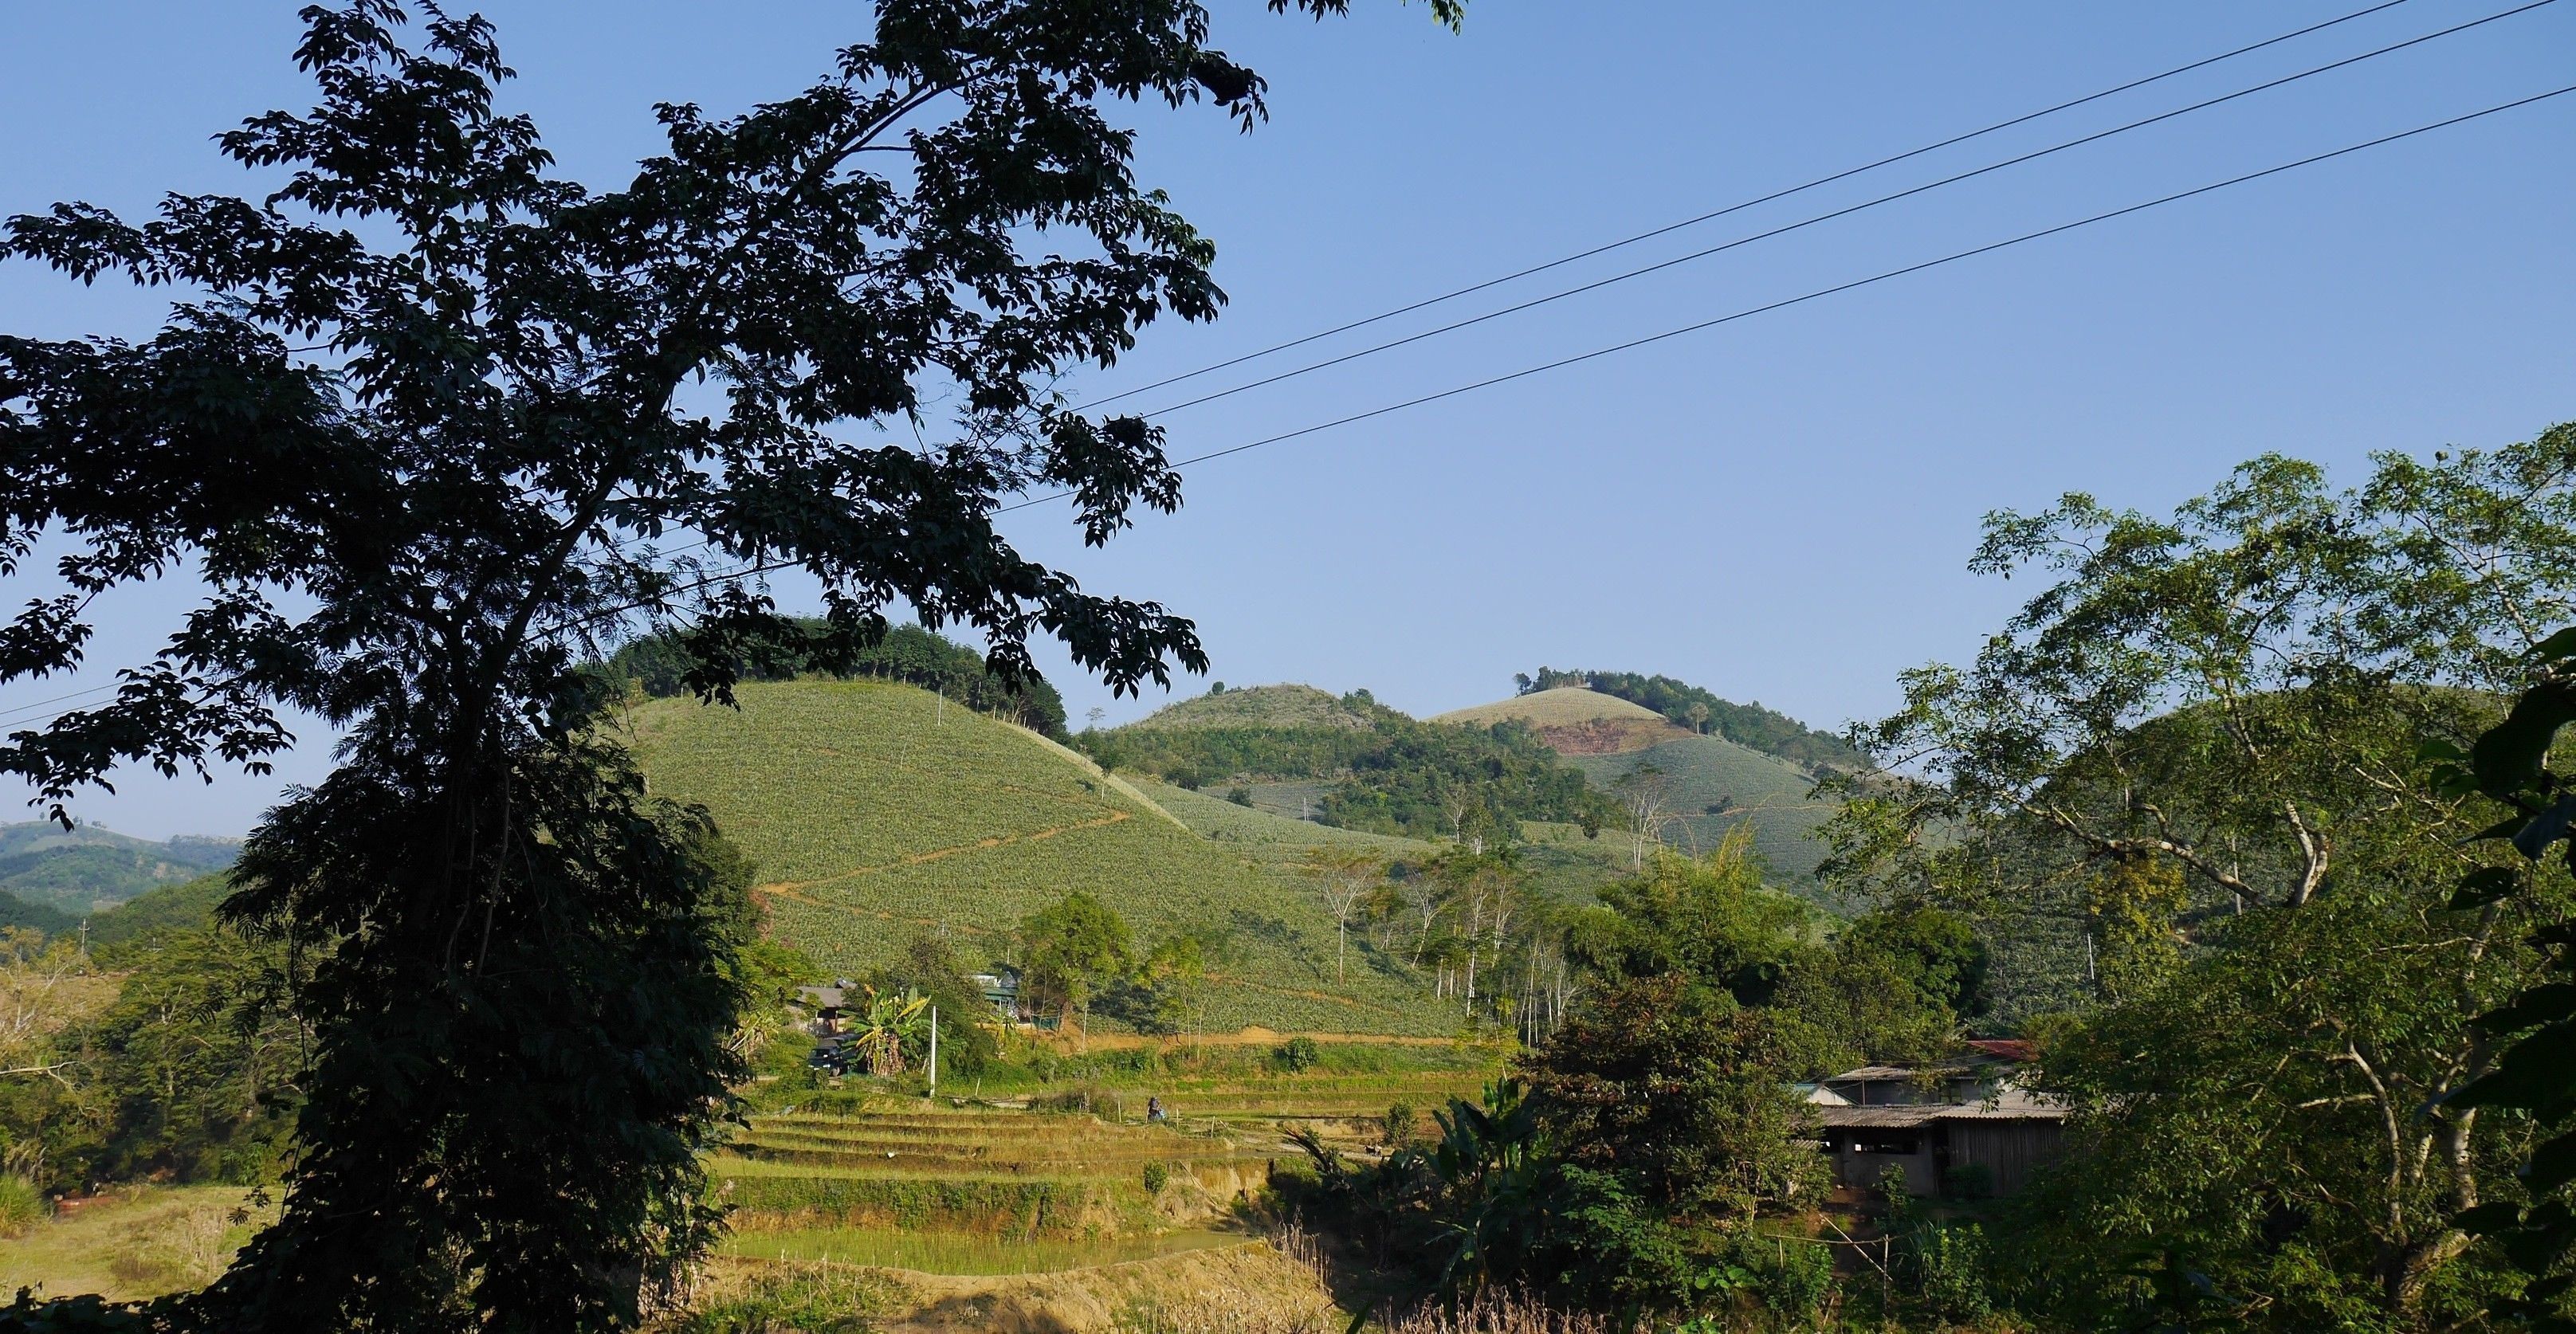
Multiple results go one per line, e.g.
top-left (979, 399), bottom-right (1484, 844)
top-left (0, 1), bottom-right (1463, 1328)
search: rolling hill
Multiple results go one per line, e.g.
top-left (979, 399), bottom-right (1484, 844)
top-left (0, 822), bottom-right (241, 916)
top-left (1116, 683), bottom-right (1374, 732)
top-left (1435, 689), bottom-right (1843, 894)
top-left (621, 679), bottom-right (1454, 1035)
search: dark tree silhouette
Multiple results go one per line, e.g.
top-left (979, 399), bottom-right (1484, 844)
top-left (0, 1), bottom-right (1459, 1328)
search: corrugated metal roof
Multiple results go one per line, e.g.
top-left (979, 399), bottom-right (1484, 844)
top-left (1819, 1105), bottom-right (1949, 1128)
top-left (1816, 1101), bottom-right (2065, 1128)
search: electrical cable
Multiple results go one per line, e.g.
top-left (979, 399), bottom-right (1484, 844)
top-left (1120, 0), bottom-right (2558, 422)
top-left (1069, 0), bottom-right (2429, 414)
top-left (538, 81), bottom-right (2576, 633)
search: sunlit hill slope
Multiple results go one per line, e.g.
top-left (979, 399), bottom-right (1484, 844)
top-left (622, 680), bottom-right (1451, 1035)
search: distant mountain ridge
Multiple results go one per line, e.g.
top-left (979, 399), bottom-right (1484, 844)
top-left (0, 822), bottom-right (242, 916)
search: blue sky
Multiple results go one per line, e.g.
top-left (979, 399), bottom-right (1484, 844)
top-left (3, 1), bottom-right (2570, 839)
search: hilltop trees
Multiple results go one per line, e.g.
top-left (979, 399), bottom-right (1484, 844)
top-left (1823, 426), bottom-right (2576, 1328)
top-left (0, 1), bottom-right (1461, 1326)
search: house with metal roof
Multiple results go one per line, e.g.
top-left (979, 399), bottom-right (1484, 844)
top-left (1809, 1046), bottom-right (2065, 1197)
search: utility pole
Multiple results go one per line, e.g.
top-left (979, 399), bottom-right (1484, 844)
top-left (928, 1004), bottom-right (938, 1101)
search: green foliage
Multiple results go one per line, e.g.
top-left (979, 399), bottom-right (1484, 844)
top-left (1141, 1162), bottom-right (1170, 1195)
top-left (1019, 892), bottom-right (1135, 1029)
top-left (1825, 429), bottom-right (2576, 1328)
top-left (0, 826), bottom-right (238, 918)
top-left (1517, 669), bottom-right (1865, 769)
top-left (1561, 734), bottom-right (1843, 890)
top-left (1271, 1035), bottom-right (1321, 1073)
top-left (80, 877), bottom-right (230, 959)
top-left (1519, 974), bottom-right (1820, 1222)
top-left (2, 0), bottom-right (1460, 1324)
top-left (1577, 842), bottom-right (1814, 1006)
top-left (0, 891), bottom-right (72, 939)
top-left (1078, 703), bottom-right (1614, 842)
top-left (0, 1176), bottom-right (39, 1238)
top-left (2433, 622), bottom-right (2576, 1328)
top-left (866, 933), bottom-right (998, 1078)
top-left (611, 622), bottom-right (1068, 737)
top-left (630, 681), bottom-right (1452, 1034)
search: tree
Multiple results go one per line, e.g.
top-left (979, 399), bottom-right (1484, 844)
top-left (1580, 829), bottom-right (1808, 1007)
top-left (1018, 892), bottom-right (1134, 1040)
top-left (1520, 974), bottom-right (1821, 1224)
top-left (1823, 430), bottom-right (2576, 1326)
top-left (0, 2), bottom-right (1461, 1327)
top-left (1611, 764), bottom-right (1680, 869)
top-left (1303, 848), bottom-right (1382, 983)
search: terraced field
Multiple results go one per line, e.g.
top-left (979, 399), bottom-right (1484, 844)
top-left (622, 680), bottom-right (1453, 1034)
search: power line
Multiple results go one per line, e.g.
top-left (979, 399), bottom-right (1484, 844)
top-left (545, 82), bottom-right (2576, 632)
top-left (1121, 0), bottom-right (2558, 423)
top-left (993, 84), bottom-right (2574, 512)
top-left (1070, 0), bottom-right (2427, 414)
top-left (0, 682), bottom-right (122, 727)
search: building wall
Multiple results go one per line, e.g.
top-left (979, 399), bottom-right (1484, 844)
top-left (1835, 1144), bottom-right (1937, 1195)
top-left (1944, 1120), bottom-right (2064, 1197)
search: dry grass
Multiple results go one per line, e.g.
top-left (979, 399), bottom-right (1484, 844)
top-left (1431, 689), bottom-right (1673, 731)
top-left (0, 1186), bottom-right (272, 1302)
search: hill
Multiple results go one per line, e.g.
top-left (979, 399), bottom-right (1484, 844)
top-left (84, 873), bottom-right (234, 955)
top-left (1435, 688), bottom-right (1842, 895)
top-left (1432, 687), bottom-right (1689, 755)
top-left (0, 888), bottom-right (75, 936)
top-left (621, 680), bottom-right (1453, 1035)
top-left (0, 822), bottom-right (241, 916)
top-left (1078, 687), bottom-right (1612, 842)
top-left (1561, 736), bottom-right (1843, 895)
top-left (1119, 683), bottom-right (1374, 732)
top-left (1514, 668), bottom-right (1867, 769)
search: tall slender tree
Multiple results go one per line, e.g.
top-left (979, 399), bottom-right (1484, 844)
top-left (0, 2), bottom-right (1461, 1328)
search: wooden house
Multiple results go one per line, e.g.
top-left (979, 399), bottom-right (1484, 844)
top-left (1810, 1043), bottom-right (2064, 1198)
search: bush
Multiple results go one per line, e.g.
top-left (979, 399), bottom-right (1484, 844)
top-left (0, 1175), bottom-right (42, 1238)
top-left (1380, 1101), bottom-right (1417, 1148)
top-left (1142, 1162), bottom-right (1171, 1195)
top-left (1030, 1086), bottom-right (1124, 1119)
top-left (1272, 1036), bottom-right (1321, 1073)
top-left (1942, 1162), bottom-right (1994, 1199)
top-left (1906, 1221), bottom-right (1995, 1323)
top-left (1730, 1232), bottom-right (1835, 1318)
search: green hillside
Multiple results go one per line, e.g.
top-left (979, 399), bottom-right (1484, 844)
top-left (622, 680), bottom-right (1452, 1035)
top-left (0, 822), bottom-right (240, 916)
top-left (1565, 736), bottom-right (1841, 895)
top-left (0, 888), bottom-right (75, 936)
top-left (1119, 683), bottom-right (1374, 732)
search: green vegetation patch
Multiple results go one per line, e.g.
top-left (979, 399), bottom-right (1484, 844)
top-left (622, 680), bottom-right (1451, 1034)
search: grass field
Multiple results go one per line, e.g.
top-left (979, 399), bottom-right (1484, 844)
top-left (620, 680), bottom-right (1454, 1034)
top-left (0, 1187), bottom-right (272, 1303)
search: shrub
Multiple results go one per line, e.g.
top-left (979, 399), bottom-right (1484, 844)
top-left (0, 1175), bottom-right (41, 1238)
top-left (1143, 1162), bottom-right (1171, 1195)
top-left (1272, 1036), bottom-right (1321, 1073)
top-left (1942, 1162), bottom-right (1994, 1199)
top-left (1031, 1085), bottom-right (1124, 1119)
top-left (1380, 1101), bottom-right (1417, 1148)
top-left (1225, 787), bottom-right (1252, 806)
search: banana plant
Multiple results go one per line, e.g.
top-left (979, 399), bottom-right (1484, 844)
top-left (847, 985), bottom-right (930, 1077)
